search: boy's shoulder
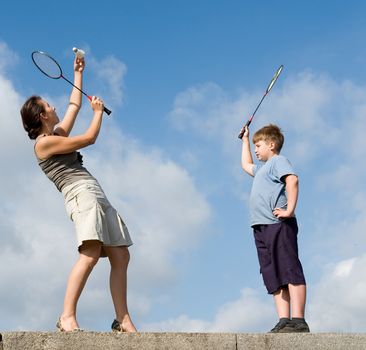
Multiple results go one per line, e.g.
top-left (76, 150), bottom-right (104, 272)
top-left (254, 155), bottom-right (294, 175)
top-left (272, 154), bottom-right (297, 176)
top-left (260, 154), bottom-right (289, 167)
top-left (271, 154), bottom-right (292, 165)
top-left (273, 154), bottom-right (288, 160)
top-left (255, 154), bottom-right (295, 177)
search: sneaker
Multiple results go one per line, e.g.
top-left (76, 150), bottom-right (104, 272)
top-left (280, 319), bottom-right (310, 333)
top-left (269, 318), bottom-right (290, 333)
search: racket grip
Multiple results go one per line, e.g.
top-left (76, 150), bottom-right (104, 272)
top-left (104, 106), bottom-right (112, 115)
top-left (87, 96), bottom-right (111, 115)
top-left (238, 121), bottom-right (251, 139)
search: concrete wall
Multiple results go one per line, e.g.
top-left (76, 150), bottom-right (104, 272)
top-left (1, 332), bottom-right (366, 350)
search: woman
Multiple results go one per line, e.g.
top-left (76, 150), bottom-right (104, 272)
top-left (20, 55), bottom-right (136, 333)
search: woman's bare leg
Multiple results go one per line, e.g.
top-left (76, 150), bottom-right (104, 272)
top-left (59, 240), bottom-right (102, 331)
top-left (104, 246), bottom-right (136, 332)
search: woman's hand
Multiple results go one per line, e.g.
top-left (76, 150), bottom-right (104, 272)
top-left (74, 56), bottom-right (85, 74)
top-left (91, 96), bottom-right (104, 112)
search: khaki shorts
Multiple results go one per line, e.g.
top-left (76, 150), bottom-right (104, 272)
top-left (62, 179), bottom-right (133, 257)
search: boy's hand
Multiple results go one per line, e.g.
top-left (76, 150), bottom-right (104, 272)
top-left (240, 125), bottom-right (249, 139)
top-left (273, 207), bottom-right (294, 219)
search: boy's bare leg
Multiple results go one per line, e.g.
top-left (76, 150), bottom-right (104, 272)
top-left (273, 286), bottom-right (290, 318)
top-left (288, 283), bottom-right (306, 318)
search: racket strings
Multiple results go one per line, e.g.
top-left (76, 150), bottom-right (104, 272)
top-left (32, 52), bottom-right (62, 79)
top-left (266, 65), bottom-right (283, 93)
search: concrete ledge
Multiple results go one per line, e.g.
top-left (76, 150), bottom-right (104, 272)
top-left (1, 332), bottom-right (236, 350)
top-left (237, 333), bottom-right (366, 350)
top-left (1, 332), bottom-right (366, 350)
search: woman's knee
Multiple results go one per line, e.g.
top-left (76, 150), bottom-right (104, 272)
top-left (79, 240), bottom-right (102, 268)
top-left (109, 247), bottom-right (130, 268)
top-left (80, 254), bottom-right (99, 270)
top-left (121, 247), bottom-right (130, 263)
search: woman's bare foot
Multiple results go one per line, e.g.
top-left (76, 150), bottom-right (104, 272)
top-left (112, 314), bottom-right (137, 333)
top-left (121, 314), bottom-right (137, 332)
top-left (57, 314), bottom-right (80, 332)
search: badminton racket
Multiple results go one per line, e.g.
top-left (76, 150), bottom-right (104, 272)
top-left (31, 50), bottom-right (112, 115)
top-left (238, 65), bottom-right (283, 139)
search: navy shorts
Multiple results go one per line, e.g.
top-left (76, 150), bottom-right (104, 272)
top-left (253, 217), bottom-right (306, 294)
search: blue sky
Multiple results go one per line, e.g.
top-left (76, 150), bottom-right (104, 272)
top-left (1, 0), bottom-right (366, 332)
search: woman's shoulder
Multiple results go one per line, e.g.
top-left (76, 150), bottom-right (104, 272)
top-left (34, 133), bottom-right (67, 160)
top-left (34, 134), bottom-right (48, 159)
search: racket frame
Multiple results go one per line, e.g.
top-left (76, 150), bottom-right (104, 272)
top-left (31, 50), bottom-right (112, 115)
top-left (238, 65), bottom-right (283, 139)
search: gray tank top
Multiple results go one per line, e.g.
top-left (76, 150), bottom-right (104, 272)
top-left (35, 136), bottom-right (94, 192)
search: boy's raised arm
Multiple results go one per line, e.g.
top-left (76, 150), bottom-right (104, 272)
top-left (241, 126), bottom-right (255, 176)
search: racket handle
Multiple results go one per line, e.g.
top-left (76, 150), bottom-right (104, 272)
top-left (87, 96), bottom-right (112, 116)
top-left (238, 121), bottom-right (251, 139)
top-left (104, 106), bottom-right (112, 115)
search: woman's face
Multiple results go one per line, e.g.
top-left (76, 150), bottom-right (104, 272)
top-left (40, 99), bottom-right (59, 125)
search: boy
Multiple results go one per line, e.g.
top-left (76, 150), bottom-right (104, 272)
top-left (241, 124), bottom-right (309, 333)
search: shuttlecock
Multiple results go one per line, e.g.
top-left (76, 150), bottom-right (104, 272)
top-left (72, 47), bottom-right (85, 58)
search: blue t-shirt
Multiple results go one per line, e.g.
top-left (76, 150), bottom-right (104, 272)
top-left (250, 155), bottom-right (296, 226)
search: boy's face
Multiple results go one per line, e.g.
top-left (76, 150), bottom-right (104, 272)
top-left (254, 139), bottom-right (276, 161)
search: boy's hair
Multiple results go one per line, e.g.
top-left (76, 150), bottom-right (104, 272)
top-left (252, 124), bottom-right (284, 153)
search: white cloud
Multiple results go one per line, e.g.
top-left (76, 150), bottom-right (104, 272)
top-left (208, 288), bottom-right (274, 332)
top-left (0, 42), bottom-right (18, 74)
top-left (169, 82), bottom-right (229, 134)
top-left (89, 55), bottom-right (127, 106)
top-left (309, 254), bottom-right (366, 332)
top-left (142, 288), bottom-right (274, 332)
top-left (142, 314), bottom-right (210, 333)
top-left (167, 71), bottom-right (352, 164)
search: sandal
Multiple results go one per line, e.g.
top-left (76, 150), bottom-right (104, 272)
top-left (111, 319), bottom-right (125, 333)
top-left (56, 318), bottom-right (83, 332)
